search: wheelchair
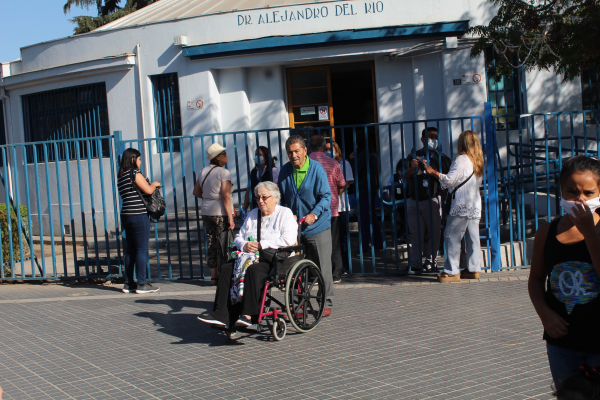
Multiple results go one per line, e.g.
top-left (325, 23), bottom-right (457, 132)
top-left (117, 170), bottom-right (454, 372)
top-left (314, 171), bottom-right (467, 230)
top-left (227, 218), bottom-right (326, 341)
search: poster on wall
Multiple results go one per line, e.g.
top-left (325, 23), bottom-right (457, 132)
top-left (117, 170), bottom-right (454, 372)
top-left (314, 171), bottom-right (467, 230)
top-left (318, 105), bottom-right (329, 120)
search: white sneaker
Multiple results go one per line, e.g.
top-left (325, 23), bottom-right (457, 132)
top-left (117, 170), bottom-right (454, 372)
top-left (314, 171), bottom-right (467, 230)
top-left (235, 317), bottom-right (252, 327)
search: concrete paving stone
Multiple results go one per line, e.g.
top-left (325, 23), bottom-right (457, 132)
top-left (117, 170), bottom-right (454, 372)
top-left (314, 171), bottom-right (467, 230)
top-left (0, 278), bottom-right (554, 399)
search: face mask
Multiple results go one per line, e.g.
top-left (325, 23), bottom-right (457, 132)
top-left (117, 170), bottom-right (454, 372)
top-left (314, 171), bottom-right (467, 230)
top-left (254, 155), bottom-right (264, 165)
top-left (329, 150), bottom-right (336, 159)
top-left (560, 196), bottom-right (600, 217)
top-left (427, 139), bottom-right (438, 151)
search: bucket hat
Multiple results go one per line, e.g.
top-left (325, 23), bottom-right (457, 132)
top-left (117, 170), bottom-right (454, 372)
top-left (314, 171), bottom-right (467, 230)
top-left (206, 143), bottom-right (226, 161)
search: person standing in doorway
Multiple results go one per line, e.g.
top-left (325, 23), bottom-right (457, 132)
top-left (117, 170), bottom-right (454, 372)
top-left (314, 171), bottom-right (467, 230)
top-left (405, 127), bottom-right (451, 271)
top-left (117, 148), bottom-right (161, 294)
top-left (309, 136), bottom-right (346, 284)
top-left (278, 135), bottom-right (334, 316)
top-left (199, 143), bottom-right (235, 286)
top-left (327, 141), bottom-right (355, 276)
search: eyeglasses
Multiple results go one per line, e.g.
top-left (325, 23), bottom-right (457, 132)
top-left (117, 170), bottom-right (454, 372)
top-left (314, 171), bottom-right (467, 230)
top-left (257, 195), bottom-right (272, 202)
top-left (219, 151), bottom-right (227, 157)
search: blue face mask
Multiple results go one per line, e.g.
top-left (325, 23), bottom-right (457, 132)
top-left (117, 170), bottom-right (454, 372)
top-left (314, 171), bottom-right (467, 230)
top-left (427, 139), bottom-right (438, 151)
top-left (254, 155), bottom-right (264, 165)
top-left (329, 150), bottom-right (336, 159)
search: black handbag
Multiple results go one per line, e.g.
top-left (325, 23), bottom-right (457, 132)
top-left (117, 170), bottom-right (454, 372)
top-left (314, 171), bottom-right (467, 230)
top-left (130, 169), bottom-right (166, 222)
top-left (443, 172), bottom-right (473, 215)
top-left (257, 211), bottom-right (303, 276)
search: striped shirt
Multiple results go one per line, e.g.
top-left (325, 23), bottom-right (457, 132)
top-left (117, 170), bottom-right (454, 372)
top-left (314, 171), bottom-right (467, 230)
top-left (118, 169), bottom-right (147, 216)
top-left (309, 152), bottom-right (346, 217)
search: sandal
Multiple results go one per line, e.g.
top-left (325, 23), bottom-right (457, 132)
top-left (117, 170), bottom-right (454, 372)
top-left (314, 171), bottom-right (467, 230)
top-left (437, 272), bottom-right (460, 283)
top-left (461, 270), bottom-right (480, 279)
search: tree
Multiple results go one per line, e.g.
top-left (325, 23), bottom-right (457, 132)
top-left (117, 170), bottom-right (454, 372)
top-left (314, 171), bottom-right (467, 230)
top-left (64, 0), bottom-right (158, 34)
top-left (468, 0), bottom-right (600, 81)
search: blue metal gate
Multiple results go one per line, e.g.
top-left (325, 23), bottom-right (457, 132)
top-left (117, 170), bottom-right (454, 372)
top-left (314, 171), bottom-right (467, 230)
top-left (2, 103), bottom-right (554, 281)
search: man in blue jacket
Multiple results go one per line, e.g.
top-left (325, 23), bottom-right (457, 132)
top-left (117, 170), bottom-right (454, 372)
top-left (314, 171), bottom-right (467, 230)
top-left (278, 135), bottom-right (334, 316)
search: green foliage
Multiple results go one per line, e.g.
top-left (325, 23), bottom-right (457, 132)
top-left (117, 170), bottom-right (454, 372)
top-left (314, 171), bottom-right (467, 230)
top-left (468, 0), bottom-right (600, 81)
top-left (65, 0), bottom-right (159, 34)
top-left (0, 204), bottom-right (29, 279)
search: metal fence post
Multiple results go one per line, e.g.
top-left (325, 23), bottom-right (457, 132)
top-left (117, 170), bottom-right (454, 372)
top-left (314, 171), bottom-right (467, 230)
top-left (484, 102), bottom-right (501, 271)
top-left (113, 131), bottom-right (125, 249)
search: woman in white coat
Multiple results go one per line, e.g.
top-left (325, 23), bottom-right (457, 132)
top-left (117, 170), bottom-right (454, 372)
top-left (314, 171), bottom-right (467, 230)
top-left (423, 130), bottom-right (485, 282)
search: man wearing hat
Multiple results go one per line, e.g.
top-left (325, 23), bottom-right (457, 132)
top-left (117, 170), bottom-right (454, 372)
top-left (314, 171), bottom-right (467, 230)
top-left (196, 143), bottom-right (234, 285)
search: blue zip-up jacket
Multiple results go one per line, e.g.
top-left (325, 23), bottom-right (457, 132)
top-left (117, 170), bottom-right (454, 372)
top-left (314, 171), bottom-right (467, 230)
top-left (277, 158), bottom-right (331, 238)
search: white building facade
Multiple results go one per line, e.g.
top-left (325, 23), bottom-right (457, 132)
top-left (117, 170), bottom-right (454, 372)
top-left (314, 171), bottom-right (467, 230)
top-left (0, 0), bottom-right (594, 238)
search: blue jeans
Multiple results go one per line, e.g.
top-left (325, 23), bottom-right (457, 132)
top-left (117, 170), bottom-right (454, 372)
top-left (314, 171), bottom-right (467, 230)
top-left (121, 214), bottom-right (150, 285)
top-left (547, 343), bottom-right (600, 389)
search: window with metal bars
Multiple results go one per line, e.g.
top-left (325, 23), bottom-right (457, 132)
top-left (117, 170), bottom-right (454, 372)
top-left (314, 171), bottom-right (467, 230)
top-left (151, 73), bottom-right (182, 152)
top-left (582, 69), bottom-right (600, 124)
top-left (485, 47), bottom-right (523, 130)
top-left (21, 83), bottom-right (110, 161)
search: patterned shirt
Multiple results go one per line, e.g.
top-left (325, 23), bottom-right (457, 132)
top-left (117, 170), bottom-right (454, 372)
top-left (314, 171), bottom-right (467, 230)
top-left (309, 152), bottom-right (346, 217)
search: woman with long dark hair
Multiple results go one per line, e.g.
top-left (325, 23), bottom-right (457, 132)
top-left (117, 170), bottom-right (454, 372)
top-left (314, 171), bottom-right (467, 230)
top-left (117, 148), bottom-right (162, 293)
top-left (242, 146), bottom-right (279, 214)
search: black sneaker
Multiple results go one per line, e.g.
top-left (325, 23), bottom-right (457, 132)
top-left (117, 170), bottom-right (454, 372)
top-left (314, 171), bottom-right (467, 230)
top-left (122, 283), bottom-right (137, 293)
top-left (136, 282), bottom-right (159, 293)
top-left (197, 314), bottom-right (226, 326)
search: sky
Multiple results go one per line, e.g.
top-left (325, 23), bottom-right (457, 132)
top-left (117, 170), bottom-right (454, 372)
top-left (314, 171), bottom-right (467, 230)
top-left (0, 0), bottom-right (97, 63)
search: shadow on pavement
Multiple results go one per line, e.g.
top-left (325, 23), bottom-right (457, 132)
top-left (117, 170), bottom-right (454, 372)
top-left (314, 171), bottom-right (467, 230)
top-left (134, 298), bottom-right (304, 345)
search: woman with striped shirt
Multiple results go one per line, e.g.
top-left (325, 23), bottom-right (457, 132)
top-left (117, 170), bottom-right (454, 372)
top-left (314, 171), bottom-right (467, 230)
top-left (117, 148), bottom-right (161, 294)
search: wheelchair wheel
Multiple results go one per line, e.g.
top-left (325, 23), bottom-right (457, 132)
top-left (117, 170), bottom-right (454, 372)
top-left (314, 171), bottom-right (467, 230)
top-left (272, 317), bottom-right (286, 341)
top-left (285, 260), bottom-right (325, 333)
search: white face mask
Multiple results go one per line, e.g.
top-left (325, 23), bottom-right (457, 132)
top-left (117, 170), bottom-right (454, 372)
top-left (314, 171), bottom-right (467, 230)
top-left (560, 196), bottom-right (600, 217)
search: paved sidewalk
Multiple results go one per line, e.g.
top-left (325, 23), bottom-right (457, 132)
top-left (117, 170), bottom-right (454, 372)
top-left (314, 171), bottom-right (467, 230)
top-left (0, 271), bottom-right (554, 399)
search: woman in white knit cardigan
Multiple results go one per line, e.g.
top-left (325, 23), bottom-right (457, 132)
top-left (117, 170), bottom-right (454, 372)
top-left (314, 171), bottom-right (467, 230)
top-left (423, 130), bottom-right (485, 283)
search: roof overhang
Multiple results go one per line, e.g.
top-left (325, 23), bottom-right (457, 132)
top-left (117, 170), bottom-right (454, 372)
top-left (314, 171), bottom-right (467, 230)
top-left (183, 20), bottom-right (469, 60)
top-left (1, 54), bottom-right (136, 91)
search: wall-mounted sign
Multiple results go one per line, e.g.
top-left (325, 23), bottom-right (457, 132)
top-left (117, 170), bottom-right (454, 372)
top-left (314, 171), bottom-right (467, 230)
top-left (318, 105), bottom-right (329, 120)
top-left (236, 1), bottom-right (384, 26)
top-left (457, 74), bottom-right (483, 85)
top-left (301, 107), bottom-right (315, 115)
top-left (188, 100), bottom-right (204, 110)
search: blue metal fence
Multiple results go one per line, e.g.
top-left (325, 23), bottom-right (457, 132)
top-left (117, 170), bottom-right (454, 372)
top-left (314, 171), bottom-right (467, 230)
top-left (494, 109), bottom-right (600, 270)
top-left (9, 103), bottom-right (580, 281)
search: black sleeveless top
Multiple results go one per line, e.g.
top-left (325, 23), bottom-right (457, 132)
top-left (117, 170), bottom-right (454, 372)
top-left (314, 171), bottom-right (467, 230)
top-left (249, 166), bottom-right (274, 209)
top-left (544, 216), bottom-right (600, 353)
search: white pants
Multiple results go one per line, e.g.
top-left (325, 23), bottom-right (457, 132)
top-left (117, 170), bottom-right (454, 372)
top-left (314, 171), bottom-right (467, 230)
top-left (443, 215), bottom-right (482, 275)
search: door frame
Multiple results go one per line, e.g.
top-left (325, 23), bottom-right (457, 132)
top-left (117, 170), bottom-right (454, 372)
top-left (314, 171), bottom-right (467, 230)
top-left (286, 65), bottom-right (334, 129)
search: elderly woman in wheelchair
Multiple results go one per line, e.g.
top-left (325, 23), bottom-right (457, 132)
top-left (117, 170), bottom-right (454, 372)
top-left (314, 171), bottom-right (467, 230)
top-left (198, 181), bottom-right (326, 340)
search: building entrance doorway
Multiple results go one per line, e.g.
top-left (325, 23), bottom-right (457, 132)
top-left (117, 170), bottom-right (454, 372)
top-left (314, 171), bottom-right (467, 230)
top-left (287, 61), bottom-right (377, 156)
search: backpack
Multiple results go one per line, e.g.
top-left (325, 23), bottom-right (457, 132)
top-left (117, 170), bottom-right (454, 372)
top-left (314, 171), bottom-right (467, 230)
top-left (130, 169), bottom-right (166, 222)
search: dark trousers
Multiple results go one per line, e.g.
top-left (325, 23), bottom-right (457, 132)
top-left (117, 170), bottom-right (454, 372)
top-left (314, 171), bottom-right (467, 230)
top-left (212, 261), bottom-right (271, 327)
top-left (331, 216), bottom-right (344, 280)
top-left (359, 194), bottom-right (383, 250)
top-left (338, 212), bottom-right (350, 272)
top-left (121, 214), bottom-right (150, 285)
